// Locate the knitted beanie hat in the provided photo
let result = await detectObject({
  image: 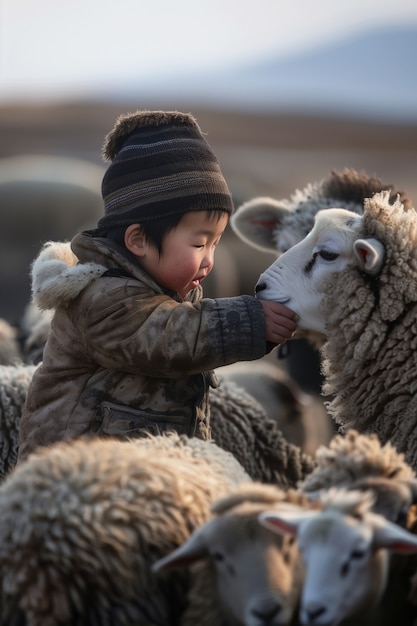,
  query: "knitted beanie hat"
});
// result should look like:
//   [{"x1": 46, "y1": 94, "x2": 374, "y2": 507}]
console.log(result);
[{"x1": 98, "y1": 110, "x2": 234, "y2": 229}]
